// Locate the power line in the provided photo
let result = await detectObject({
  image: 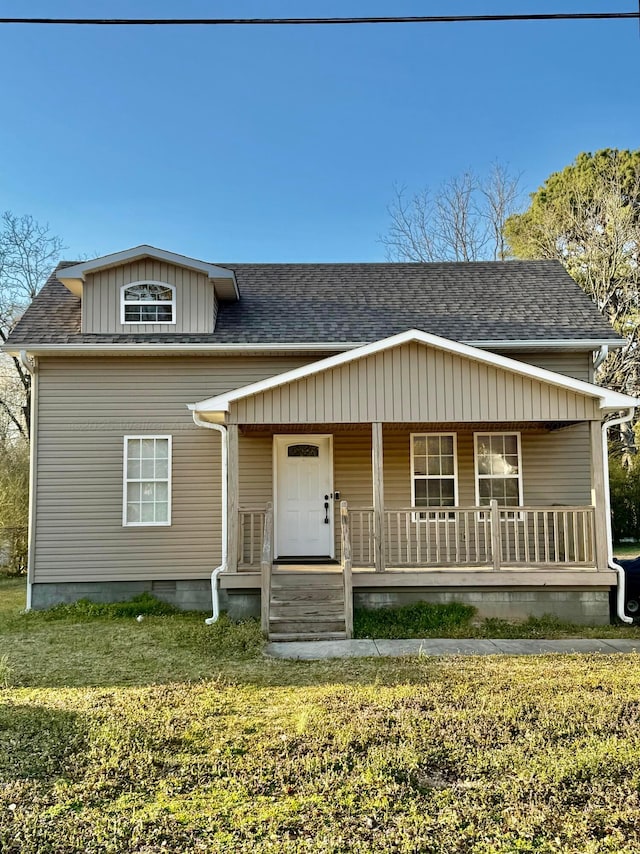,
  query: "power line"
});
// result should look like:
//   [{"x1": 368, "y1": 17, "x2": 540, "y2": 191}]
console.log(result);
[{"x1": 0, "y1": 12, "x2": 638, "y2": 27}]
